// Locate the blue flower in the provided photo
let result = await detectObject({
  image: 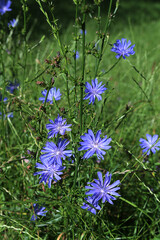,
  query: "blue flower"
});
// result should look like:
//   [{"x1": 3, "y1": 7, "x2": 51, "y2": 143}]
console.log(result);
[
  {"x1": 46, "y1": 114, "x2": 72, "y2": 138},
  {"x1": 139, "y1": 134, "x2": 160, "y2": 155},
  {"x1": 40, "y1": 139, "x2": 72, "y2": 166},
  {"x1": 78, "y1": 129, "x2": 112, "y2": 160},
  {"x1": 39, "y1": 87, "x2": 61, "y2": 103},
  {"x1": 31, "y1": 203, "x2": 47, "y2": 221},
  {"x1": 81, "y1": 196, "x2": 101, "y2": 215},
  {"x1": 75, "y1": 51, "x2": 79, "y2": 59},
  {"x1": 0, "y1": 0, "x2": 12, "y2": 15},
  {"x1": 6, "y1": 112, "x2": 13, "y2": 118},
  {"x1": 111, "y1": 38, "x2": 135, "y2": 59},
  {"x1": 0, "y1": 112, "x2": 13, "y2": 119},
  {"x1": 34, "y1": 159, "x2": 65, "y2": 188},
  {"x1": 8, "y1": 18, "x2": 18, "y2": 28},
  {"x1": 6, "y1": 80, "x2": 19, "y2": 93},
  {"x1": 0, "y1": 93, "x2": 7, "y2": 102},
  {"x1": 85, "y1": 171, "x2": 120, "y2": 204},
  {"x1": 83, "y1": 78, "x2": 107, "y2": 105},
  {"x1": 73, "y1": 50, "x2": 79, "y2": 59},
  {"x1": 80, "y1": 29, "x2": 87, "y2": 35}
]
